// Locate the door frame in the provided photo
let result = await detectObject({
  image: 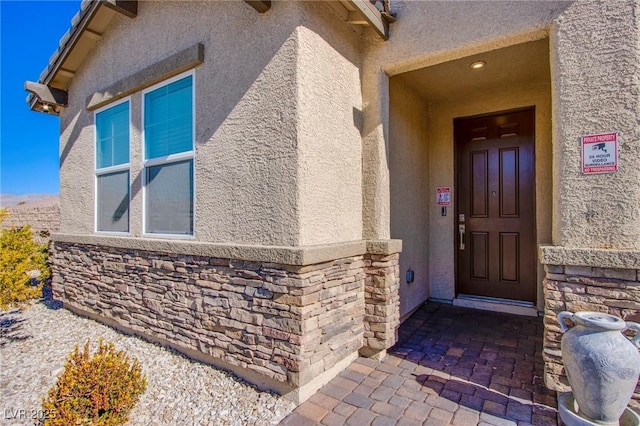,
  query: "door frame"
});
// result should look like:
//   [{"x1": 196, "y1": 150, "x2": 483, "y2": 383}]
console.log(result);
[{"x1": 453, "y1": 106, "x2": 537, "y2": 302}]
